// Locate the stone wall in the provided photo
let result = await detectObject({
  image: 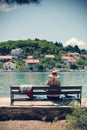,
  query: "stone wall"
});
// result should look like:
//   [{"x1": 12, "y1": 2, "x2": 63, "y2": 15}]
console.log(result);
[{"x1": 0, "y1": 106, "x2": 72, "y2": 122}]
